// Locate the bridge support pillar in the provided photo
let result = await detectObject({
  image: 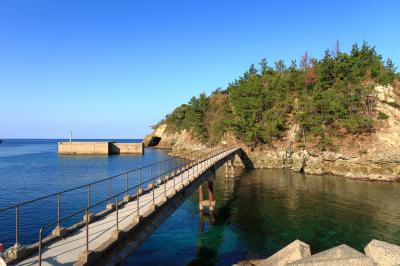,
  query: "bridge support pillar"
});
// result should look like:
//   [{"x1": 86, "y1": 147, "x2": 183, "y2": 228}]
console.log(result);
[
  {"x1": 208, "y1": 181, "x2": 215, "y2": 212},
  {"x1": 198, "y1": 184, "x2": 204, "y2": 211},
  {"x1": 225, "y1": 160, "x2": 235, "y2": 178},
  {"x1": 198, "y1": 182, "x2": 215, "y2": 213}
]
